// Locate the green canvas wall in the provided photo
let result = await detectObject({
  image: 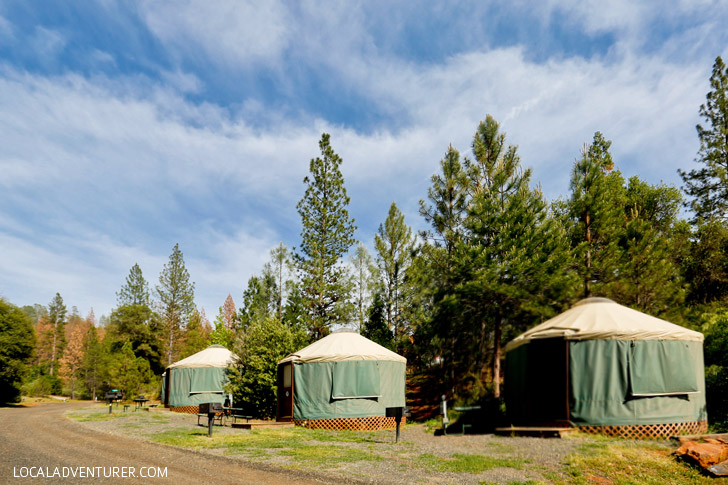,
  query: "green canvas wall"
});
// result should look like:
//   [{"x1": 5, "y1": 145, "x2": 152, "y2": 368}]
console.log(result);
[
  {"x1": 505, "y1": 339, "x2": 707, "y2": 426},
  {"x1": 293, "y1": 360, "x2": 406, "y2": 420},
  {"x1": 166, "y1": 367, "x2": 228, "y2": 407},
  {"x1": 569, "y1": 339, "x2": 706, "y2": 426}
]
